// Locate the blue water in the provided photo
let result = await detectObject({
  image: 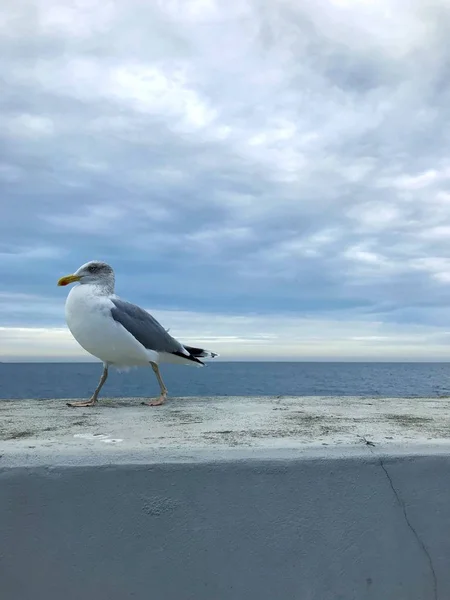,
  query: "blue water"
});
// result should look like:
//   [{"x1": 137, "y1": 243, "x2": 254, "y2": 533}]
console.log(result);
[{"x1": 1, "y1": 362, "x2": 450, "y2": 400}]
